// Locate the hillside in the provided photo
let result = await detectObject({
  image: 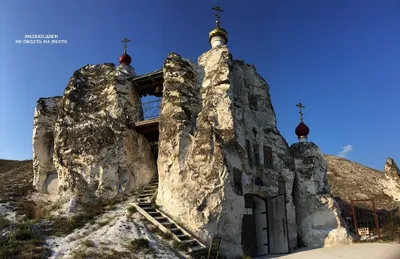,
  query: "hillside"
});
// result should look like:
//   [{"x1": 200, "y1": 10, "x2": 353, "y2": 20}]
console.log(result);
[
  {"x1": 1, "y1": 156, "x2": 399, "y2": 258},
  {"x1": 0, "y1": 159, "x2": 41, "y2": 219},
  {"x1": 324, "y1": 155, "x2": 400, "y2": 210},
  {"x1": 0, "y1": 159, "x2": 185, "y2": 258}
]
